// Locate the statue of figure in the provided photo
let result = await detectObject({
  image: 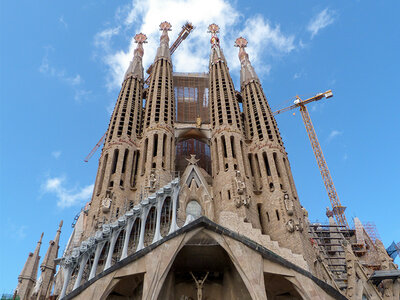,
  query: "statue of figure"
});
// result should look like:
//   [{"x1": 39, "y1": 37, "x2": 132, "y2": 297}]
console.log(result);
[
  {"x1": 196, "y1": 116, "x2": 202, "y2": 127},
  {"x1": 102, "y1": 192, "x2": 112, "y2": 213},
  {"x1": 149, "y1": 172, "x2": 156, "y2": 191},
  {"x1": 286, "y1": 219, "x2": 295, "y2": 233},
  {"x1": 190, "y1": 272, "x2": 209, "y2": 300},
  {"x1": 235, "y1": 170, "x2": 246, "y2": 195},
  {"x1": 283, "y1": 193, "x2": 294, "y2": 216}
]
